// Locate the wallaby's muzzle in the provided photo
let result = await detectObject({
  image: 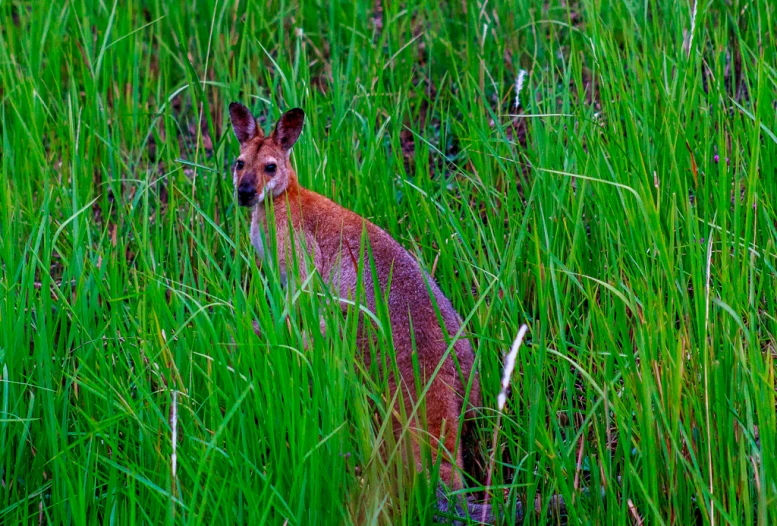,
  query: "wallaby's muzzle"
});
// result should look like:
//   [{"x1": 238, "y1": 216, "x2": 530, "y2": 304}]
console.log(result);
[{"x1": 237, "y1": 175, "x2": 258, "y2": 206}]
